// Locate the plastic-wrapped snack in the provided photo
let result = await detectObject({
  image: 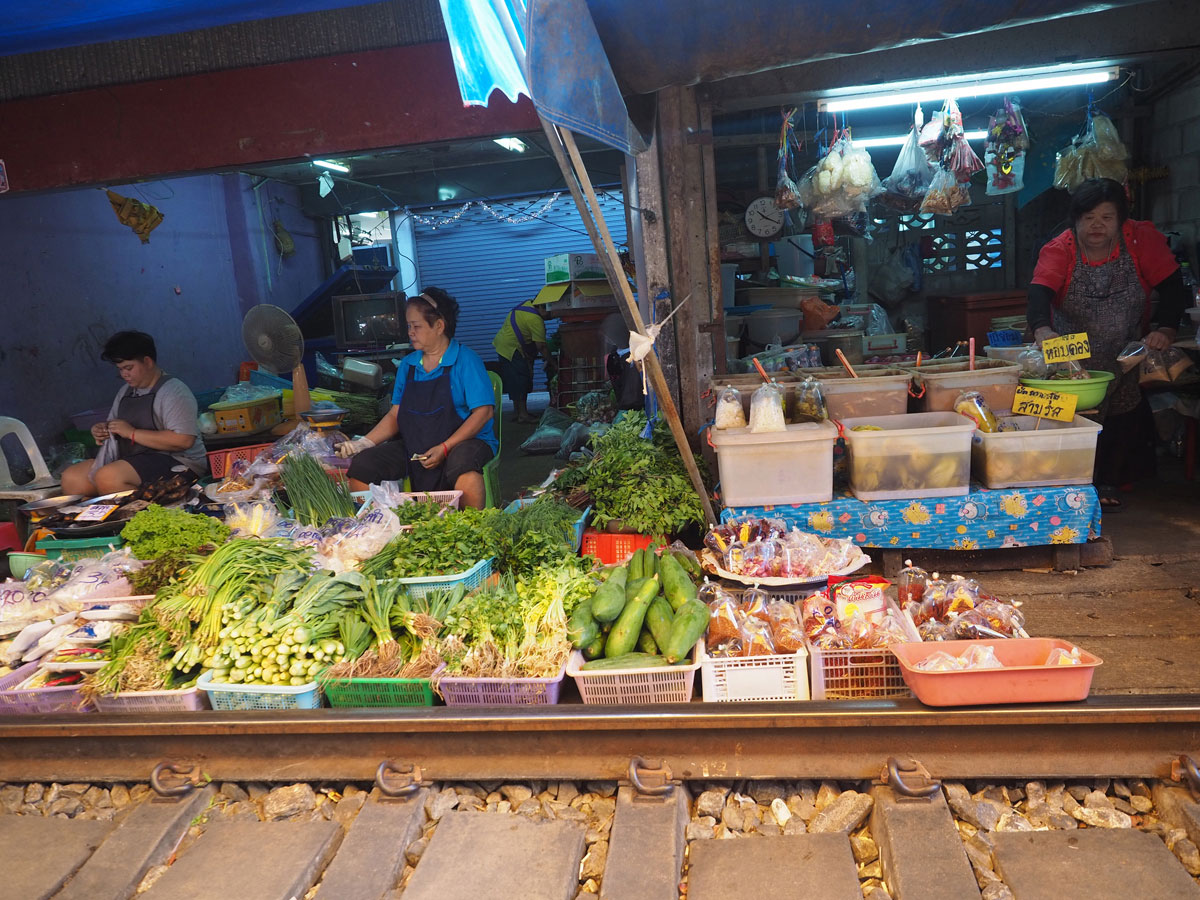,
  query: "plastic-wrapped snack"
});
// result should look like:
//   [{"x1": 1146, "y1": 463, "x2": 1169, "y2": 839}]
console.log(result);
[
  {"x1": 1139, "y1": 351, "x2": 1170, "y2": 387},
  {"x1": 749, "y1": 382, "x2": 787, "y2": 433},
  {"x1": 871, "y1": 610, "x2": 913, "y2": 647},
  {"x1": 897, "y1": 560, "x2": 928, "y2": 605},
  {"x1": 709, "y1": 637, "x2": 744, "y2": 659},
  {"x1": 960, "y1": 644, "x2": 1004, "y2": 669},
  {"x1": 707, "y1": 593, "x2": 744, "y2": 646},
  {"x1": 951, "y1": 608, "x2": 1008, "y2": 640},
  {"x1": 1116, "y1": 341, "x2": 1147, "y2": 373},
  {"x1": 917, "y1": 618, "x2": 956, "y2": 642},
  {"x1": 698, "y1": 577, "x2": 725, "y2": 605},
  {"x1": 945, "y1": 577, "x2": 980, "y2": 615},
  {"x1": 831, "y1": 575, "x2": 890, "y2": 623},
  {"x1": 920, "y1": 168, "x2": 971, "y2": 215},
  {"x1": 801, "y1": 592, "x2": 841, "y2": 643},
  {"x1": 975, "y1": 598, "x2": 1027, "y2": 637},
  {"x1": 1162, "y1": 346, "x2": 1195, "y2": 382},
  {"x1": 953, "y1": 390, "x2": 999, "y2": 432},
  {"x1": 880, "y1": 115, "x2": 937, "y2": 213},
  {"x1": 1018, "y1": 346, "x2": 1048, "y2": 379},
  {"x1": 768, "y1": 600, "x2": 806, "y2": 653},
  {"x1": 792, "y1": 376, "x2": 829, "y2": 423},
  {"x1": 714, "y1": 385, "x2": 748, "y2": 429},
  {"x1": 922, "y1": 578, "x2": 949, "y2": 618},
  {"x1": 740, "y1": 587, "x2": 772, "y2": 622},
  {"x1": 1046, "y1": 646, "x2": 1083, "y2": 666},
  {"x1": 740, "y1": 617, "x2": 777, "y2": 657},
  {"x1": 915, "y1": 650, "x2": 964, "y2": 672},
  {"x1": 1049, "y1": 359, "x2": 1091, "y2": 381}
]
